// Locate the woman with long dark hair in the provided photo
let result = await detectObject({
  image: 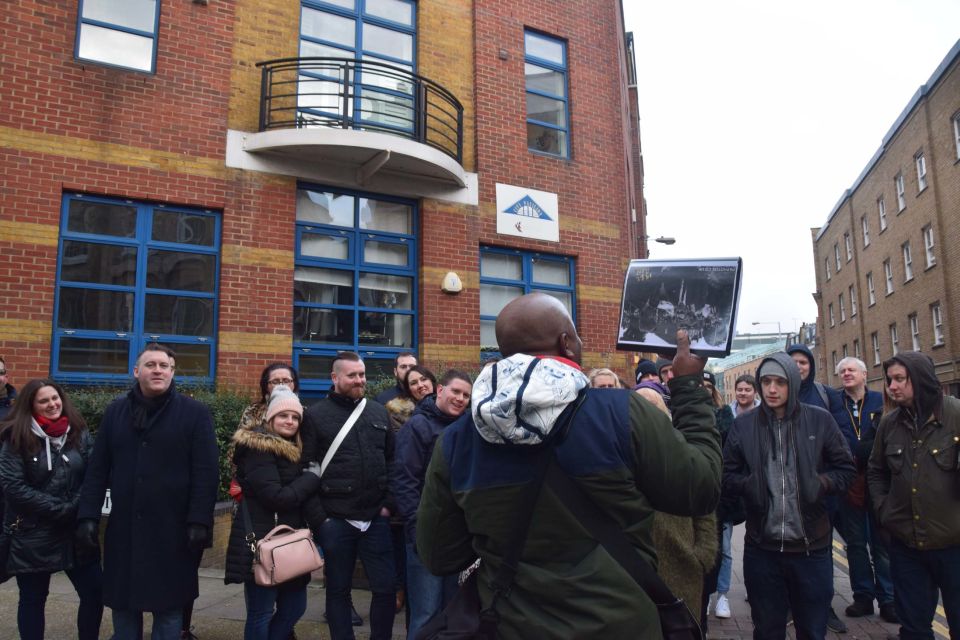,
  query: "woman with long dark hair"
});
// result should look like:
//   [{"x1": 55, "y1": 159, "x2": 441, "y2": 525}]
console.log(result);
[
  {"x1": 384, "y1": 365, "x2": 437, "y2": 431},
  {"x1": 0, "y1": 379, "x2": 103, "y2": 640}
]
